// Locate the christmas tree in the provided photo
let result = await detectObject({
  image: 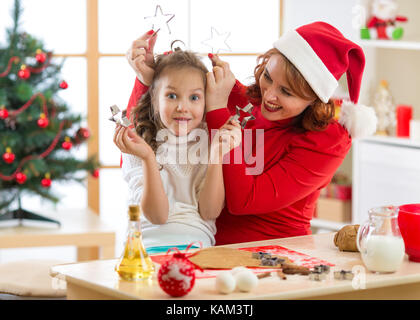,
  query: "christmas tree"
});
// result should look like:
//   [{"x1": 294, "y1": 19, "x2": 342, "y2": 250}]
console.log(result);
[{"x1": 0, "y1": 0, "x2": 99, "y2": 224}]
